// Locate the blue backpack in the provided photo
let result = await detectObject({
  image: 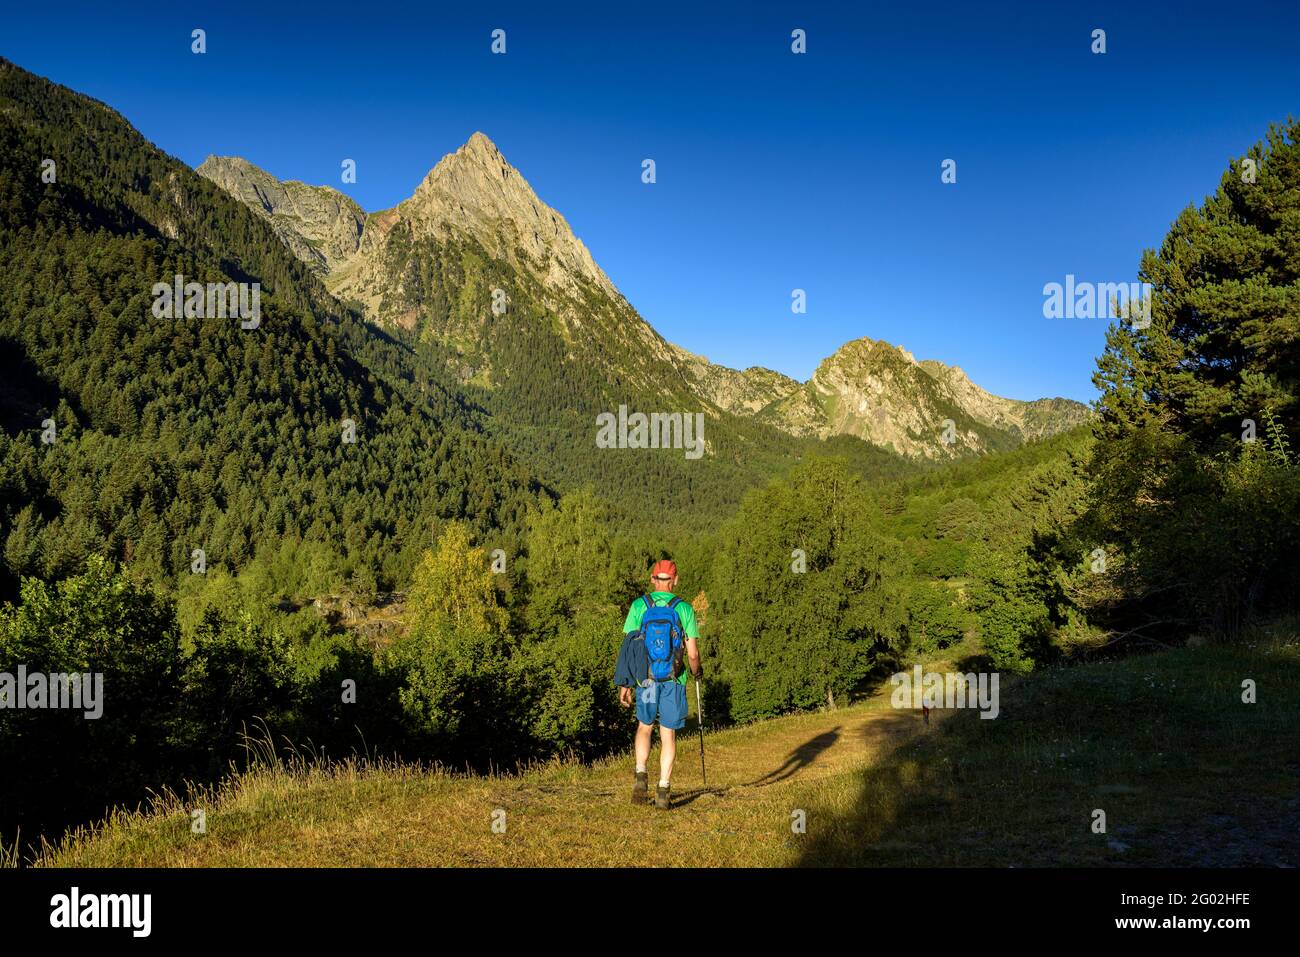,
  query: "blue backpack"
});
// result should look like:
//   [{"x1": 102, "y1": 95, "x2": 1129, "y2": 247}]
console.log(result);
[{"x1": 639, "y1": 594, "x2": 686, "y2": 682}]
